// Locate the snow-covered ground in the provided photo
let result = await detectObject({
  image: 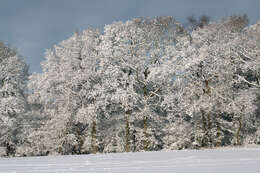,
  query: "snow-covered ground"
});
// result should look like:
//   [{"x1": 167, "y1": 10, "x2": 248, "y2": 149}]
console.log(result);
[{"x1": 1, "y1": 147, "x2": 260, "y2": 173}]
